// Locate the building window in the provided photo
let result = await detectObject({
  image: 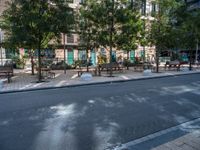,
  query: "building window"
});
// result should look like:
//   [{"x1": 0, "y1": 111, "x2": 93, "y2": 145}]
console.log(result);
[
  {"x1": 141, "y1": 0, "x2": 146, "y2": 16},
  {"x1": 67, "y1": 0, "x2": 73, "y2": 3},
  {"x1": 79, "y1": 0, "x2": 84, "y2": 4},
  {"x1": 5, "y1": 49, "x2": 15, "y2": 59},
  {"x1": 78, "y1": 50, "x2": 86, "y2": 61},
  {"x1": 67, "y1": 34, "x2": 74, "y2": 43},
  {"x1": 151, "y1": 2, "x2": 156, "y2": 16}
]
